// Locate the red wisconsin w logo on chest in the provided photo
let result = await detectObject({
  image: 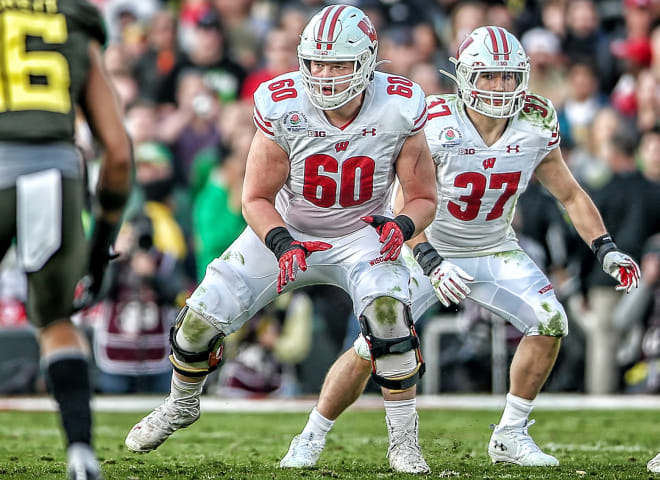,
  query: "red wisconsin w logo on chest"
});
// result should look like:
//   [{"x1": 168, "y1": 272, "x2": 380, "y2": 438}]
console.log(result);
[{"x1": 482, "y1": 157, "x2": 496, "y2": 170}]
